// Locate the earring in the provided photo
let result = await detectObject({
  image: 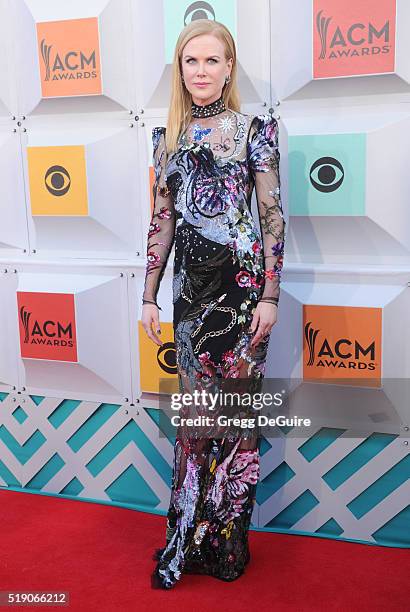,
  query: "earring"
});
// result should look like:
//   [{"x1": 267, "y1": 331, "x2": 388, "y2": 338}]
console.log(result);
[
  {"x1": 225, "y1": 75, "x2": 231, "y2": 84},
  {"x1": 181, "y1": 74, "x2": 184, "y2": 82}
]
